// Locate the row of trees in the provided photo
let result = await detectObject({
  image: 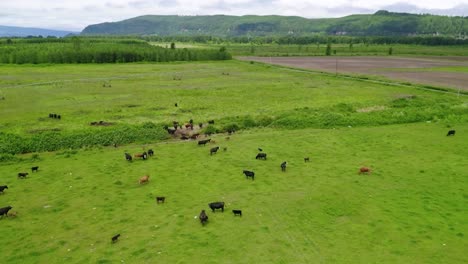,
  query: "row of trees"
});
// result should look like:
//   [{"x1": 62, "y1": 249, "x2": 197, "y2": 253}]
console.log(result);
[
  {"x1": 0, "y1": 39, "x2": 231, "y2": 64},
  {"x1": 143, "y1": 35, "x2": 468, "y2": 46}
]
